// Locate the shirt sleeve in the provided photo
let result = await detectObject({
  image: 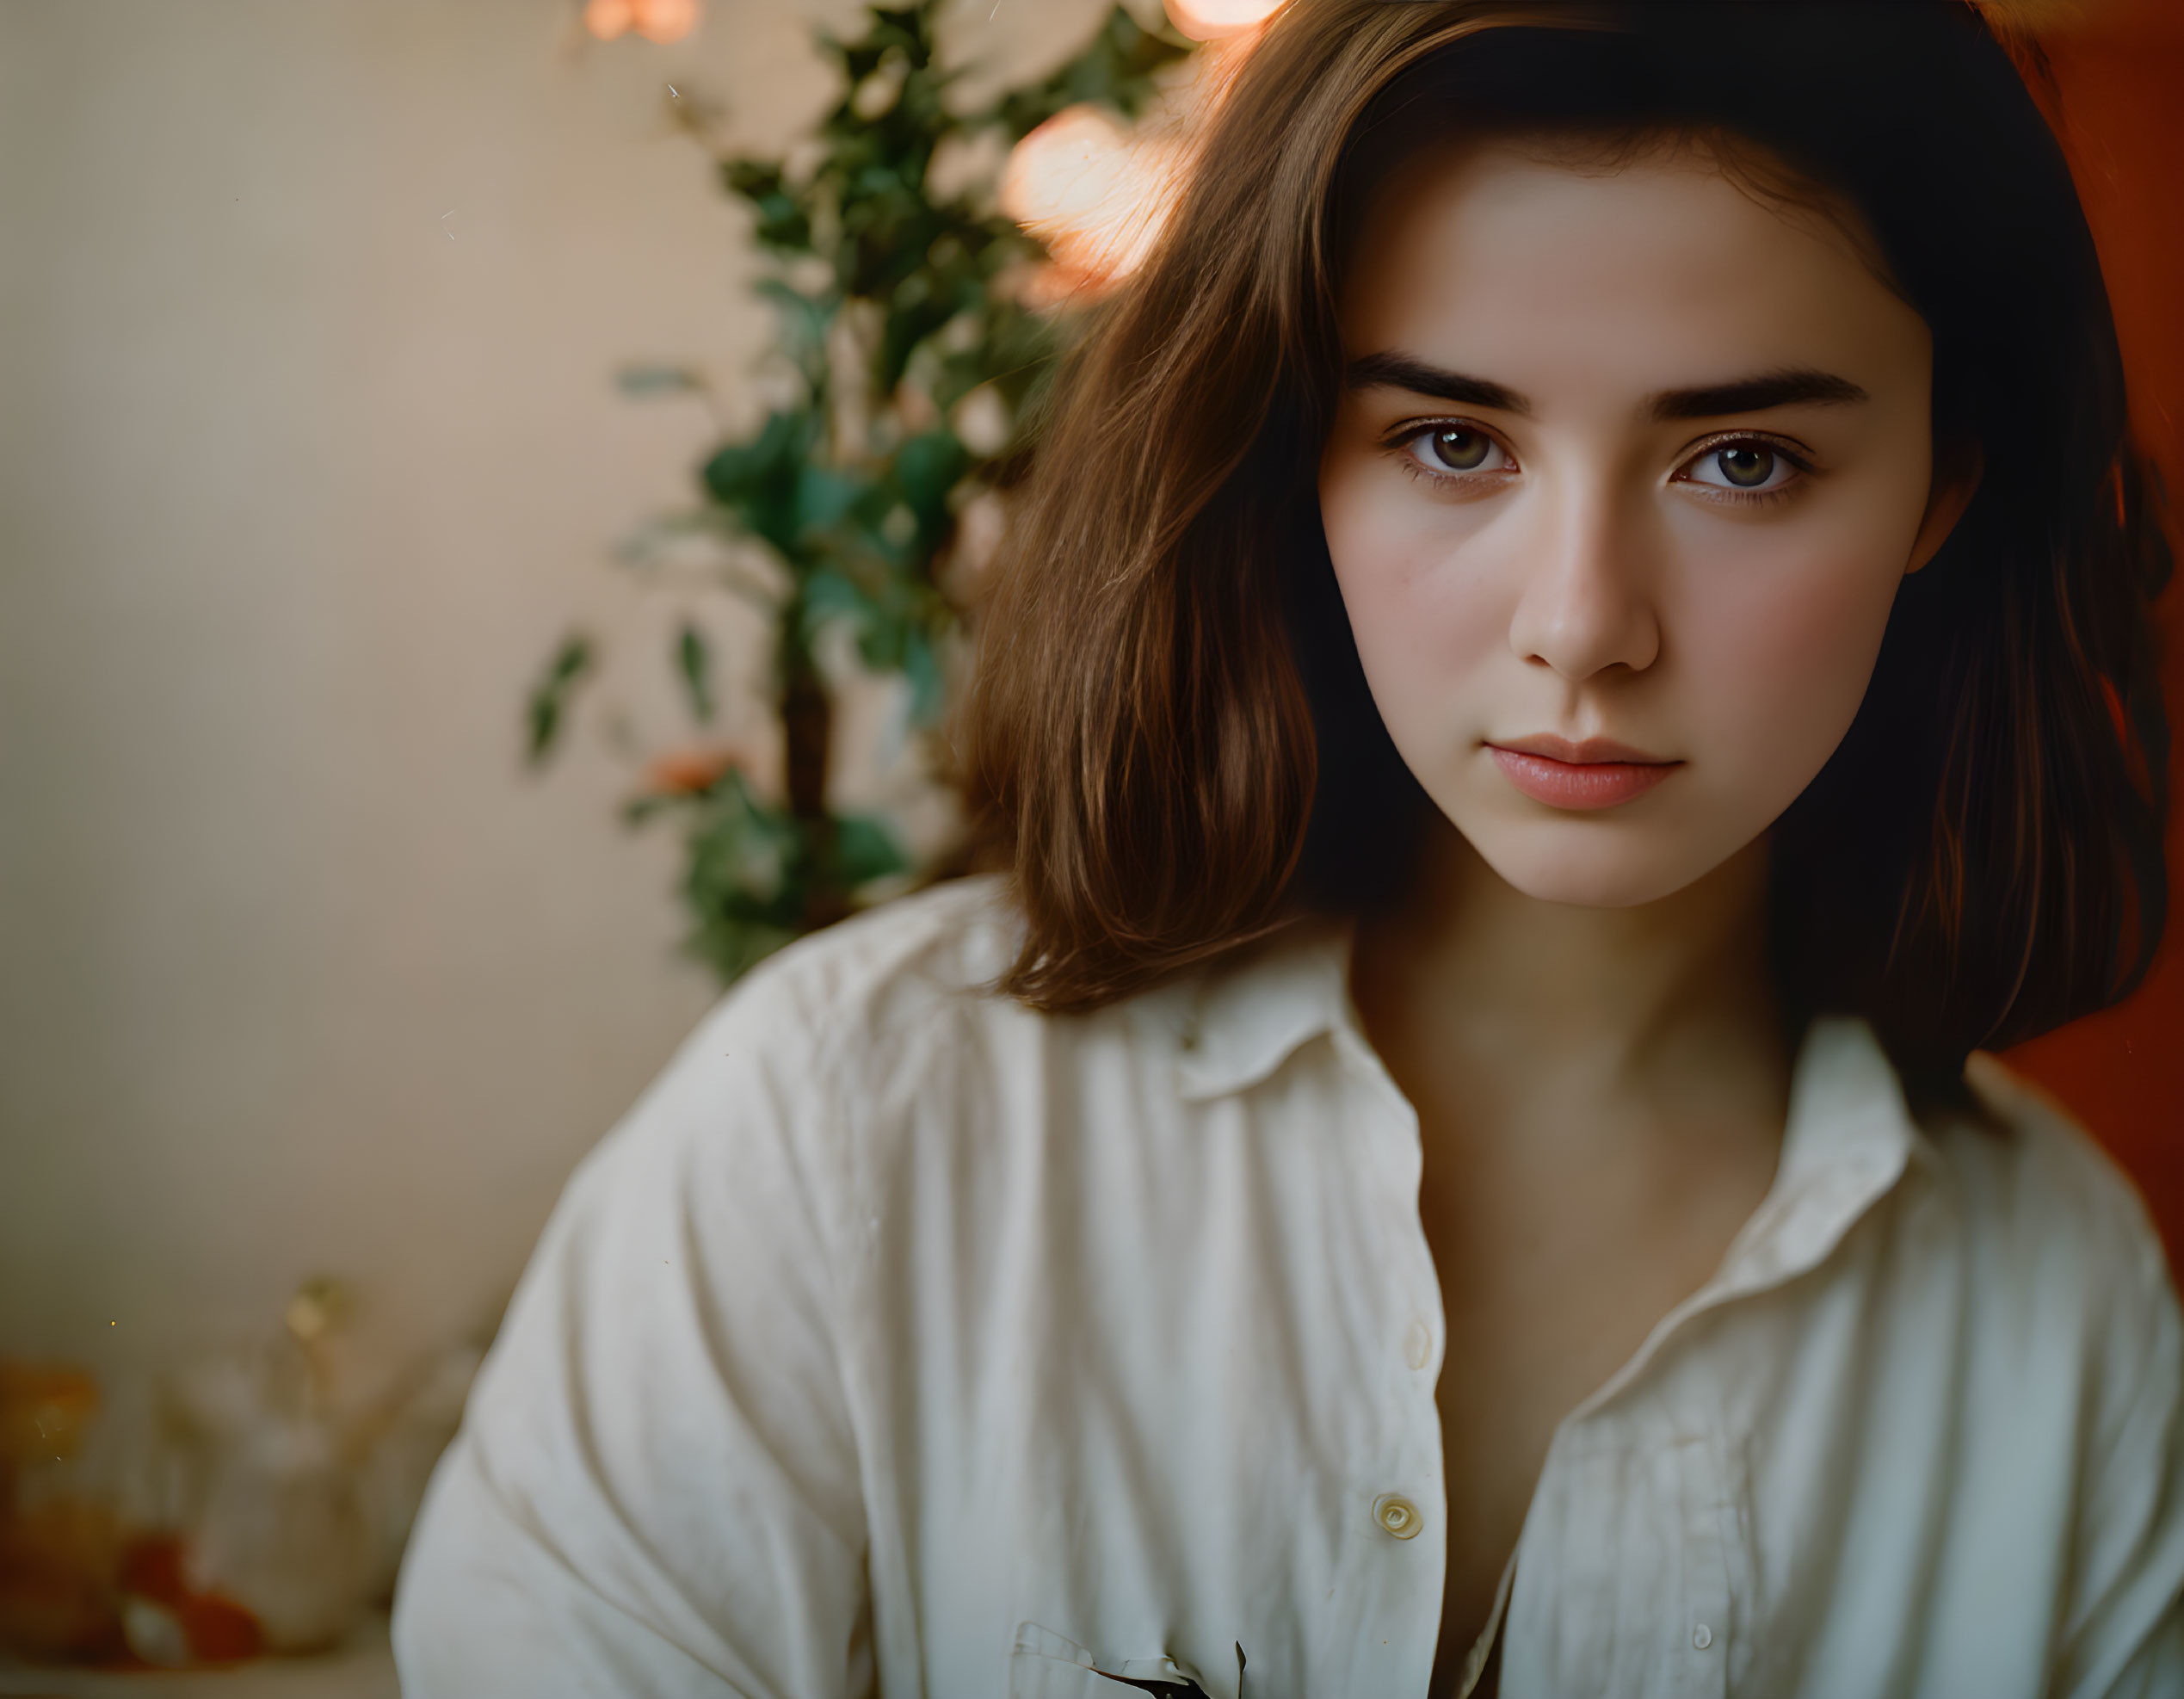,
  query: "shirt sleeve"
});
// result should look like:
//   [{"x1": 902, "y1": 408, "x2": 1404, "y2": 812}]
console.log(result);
[
  {"x1": 392, "y1": 977, "x2": 875, "y2": 1699},
  {"x1": 2053, "y1": 1196, "x2": 2184, "y2": 1698}
]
